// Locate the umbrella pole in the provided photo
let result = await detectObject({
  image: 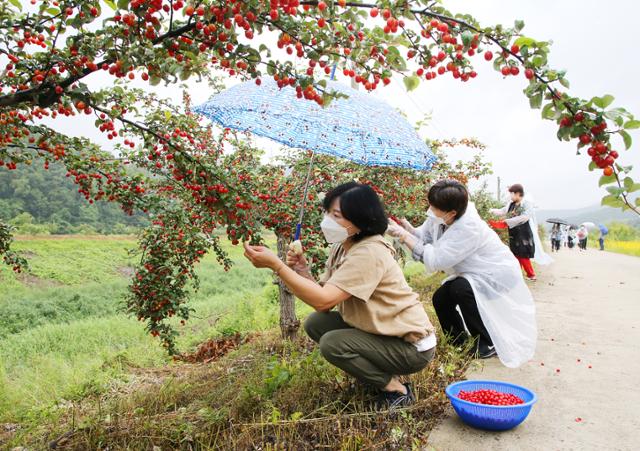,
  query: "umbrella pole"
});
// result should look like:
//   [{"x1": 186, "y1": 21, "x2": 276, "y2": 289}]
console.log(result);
[
  {"x1": 294, "y1": 65, "x2": 334, "y2": 241},
  {"x1": 294, "y1": 150, "x2": 316, "y2": 241}
]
